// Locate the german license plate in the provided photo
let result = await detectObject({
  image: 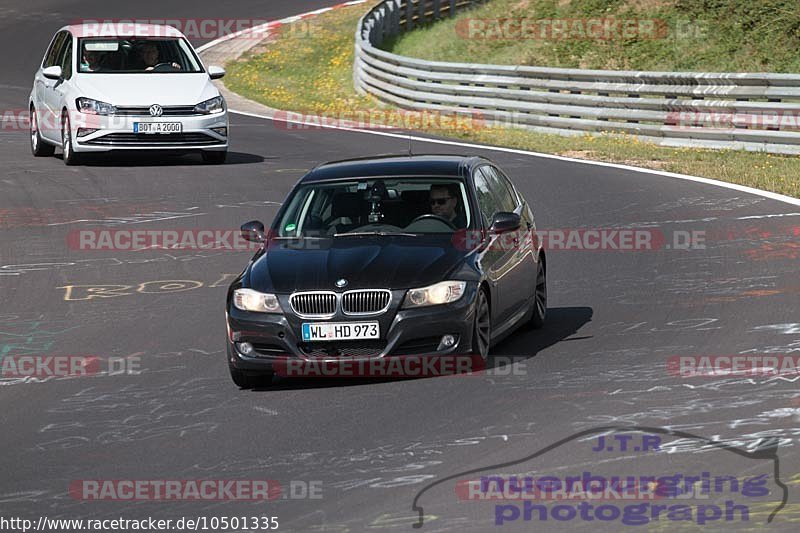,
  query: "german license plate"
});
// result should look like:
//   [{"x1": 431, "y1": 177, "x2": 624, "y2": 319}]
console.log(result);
[
  {"x1": 134, "y1": 122, "x2": 182, "y2": 134},
  {"x1": 301, "y1": 322, "x2": 379, "y2": 341}
]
